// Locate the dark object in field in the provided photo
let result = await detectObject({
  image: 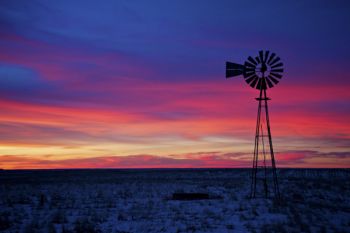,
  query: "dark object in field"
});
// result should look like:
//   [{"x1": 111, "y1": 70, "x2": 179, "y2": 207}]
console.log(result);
[{"x1": 172, "y1": 192, "x2": 211, "y2": 200}]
